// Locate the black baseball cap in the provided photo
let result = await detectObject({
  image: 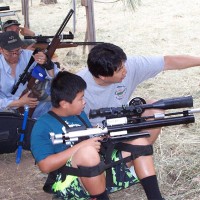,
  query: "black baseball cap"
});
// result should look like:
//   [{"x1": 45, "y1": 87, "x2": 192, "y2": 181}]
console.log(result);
[
  {"x1": 2, "y1": 20, "x2": 21, "y2": 31},
  {"x1": 0, "y1": 31, "x2": 24, "y2": 50}
]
